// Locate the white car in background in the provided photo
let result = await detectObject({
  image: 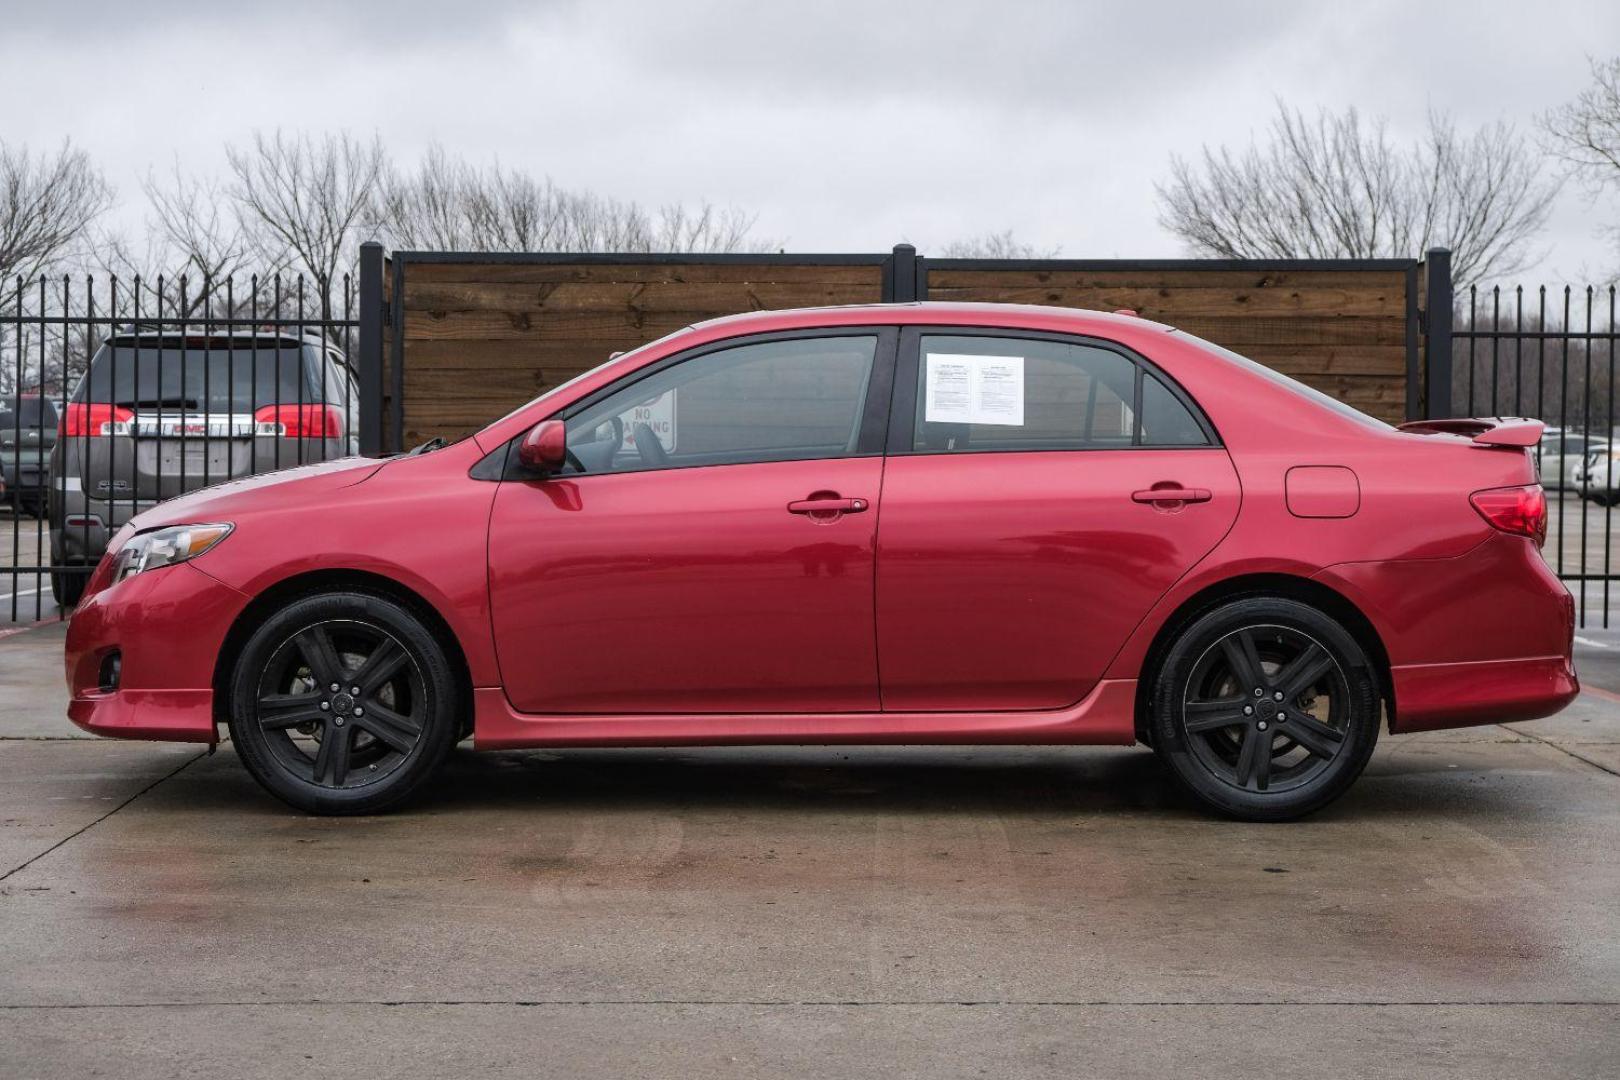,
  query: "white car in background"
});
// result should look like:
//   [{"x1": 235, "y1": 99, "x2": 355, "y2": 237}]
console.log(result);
[
  {"x1": 1576, "y1": 442, "x2": 1620, "y2": 505},
  {"x1": 1540, "y1": 429, "x2": 1607, "y2": 492}
]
